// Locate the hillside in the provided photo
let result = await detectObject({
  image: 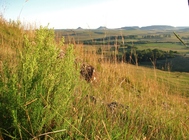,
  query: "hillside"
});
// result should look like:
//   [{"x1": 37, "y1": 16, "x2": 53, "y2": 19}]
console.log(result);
[{"x1": 0, "y1": 18, "x2": 189, "y2": 139}]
